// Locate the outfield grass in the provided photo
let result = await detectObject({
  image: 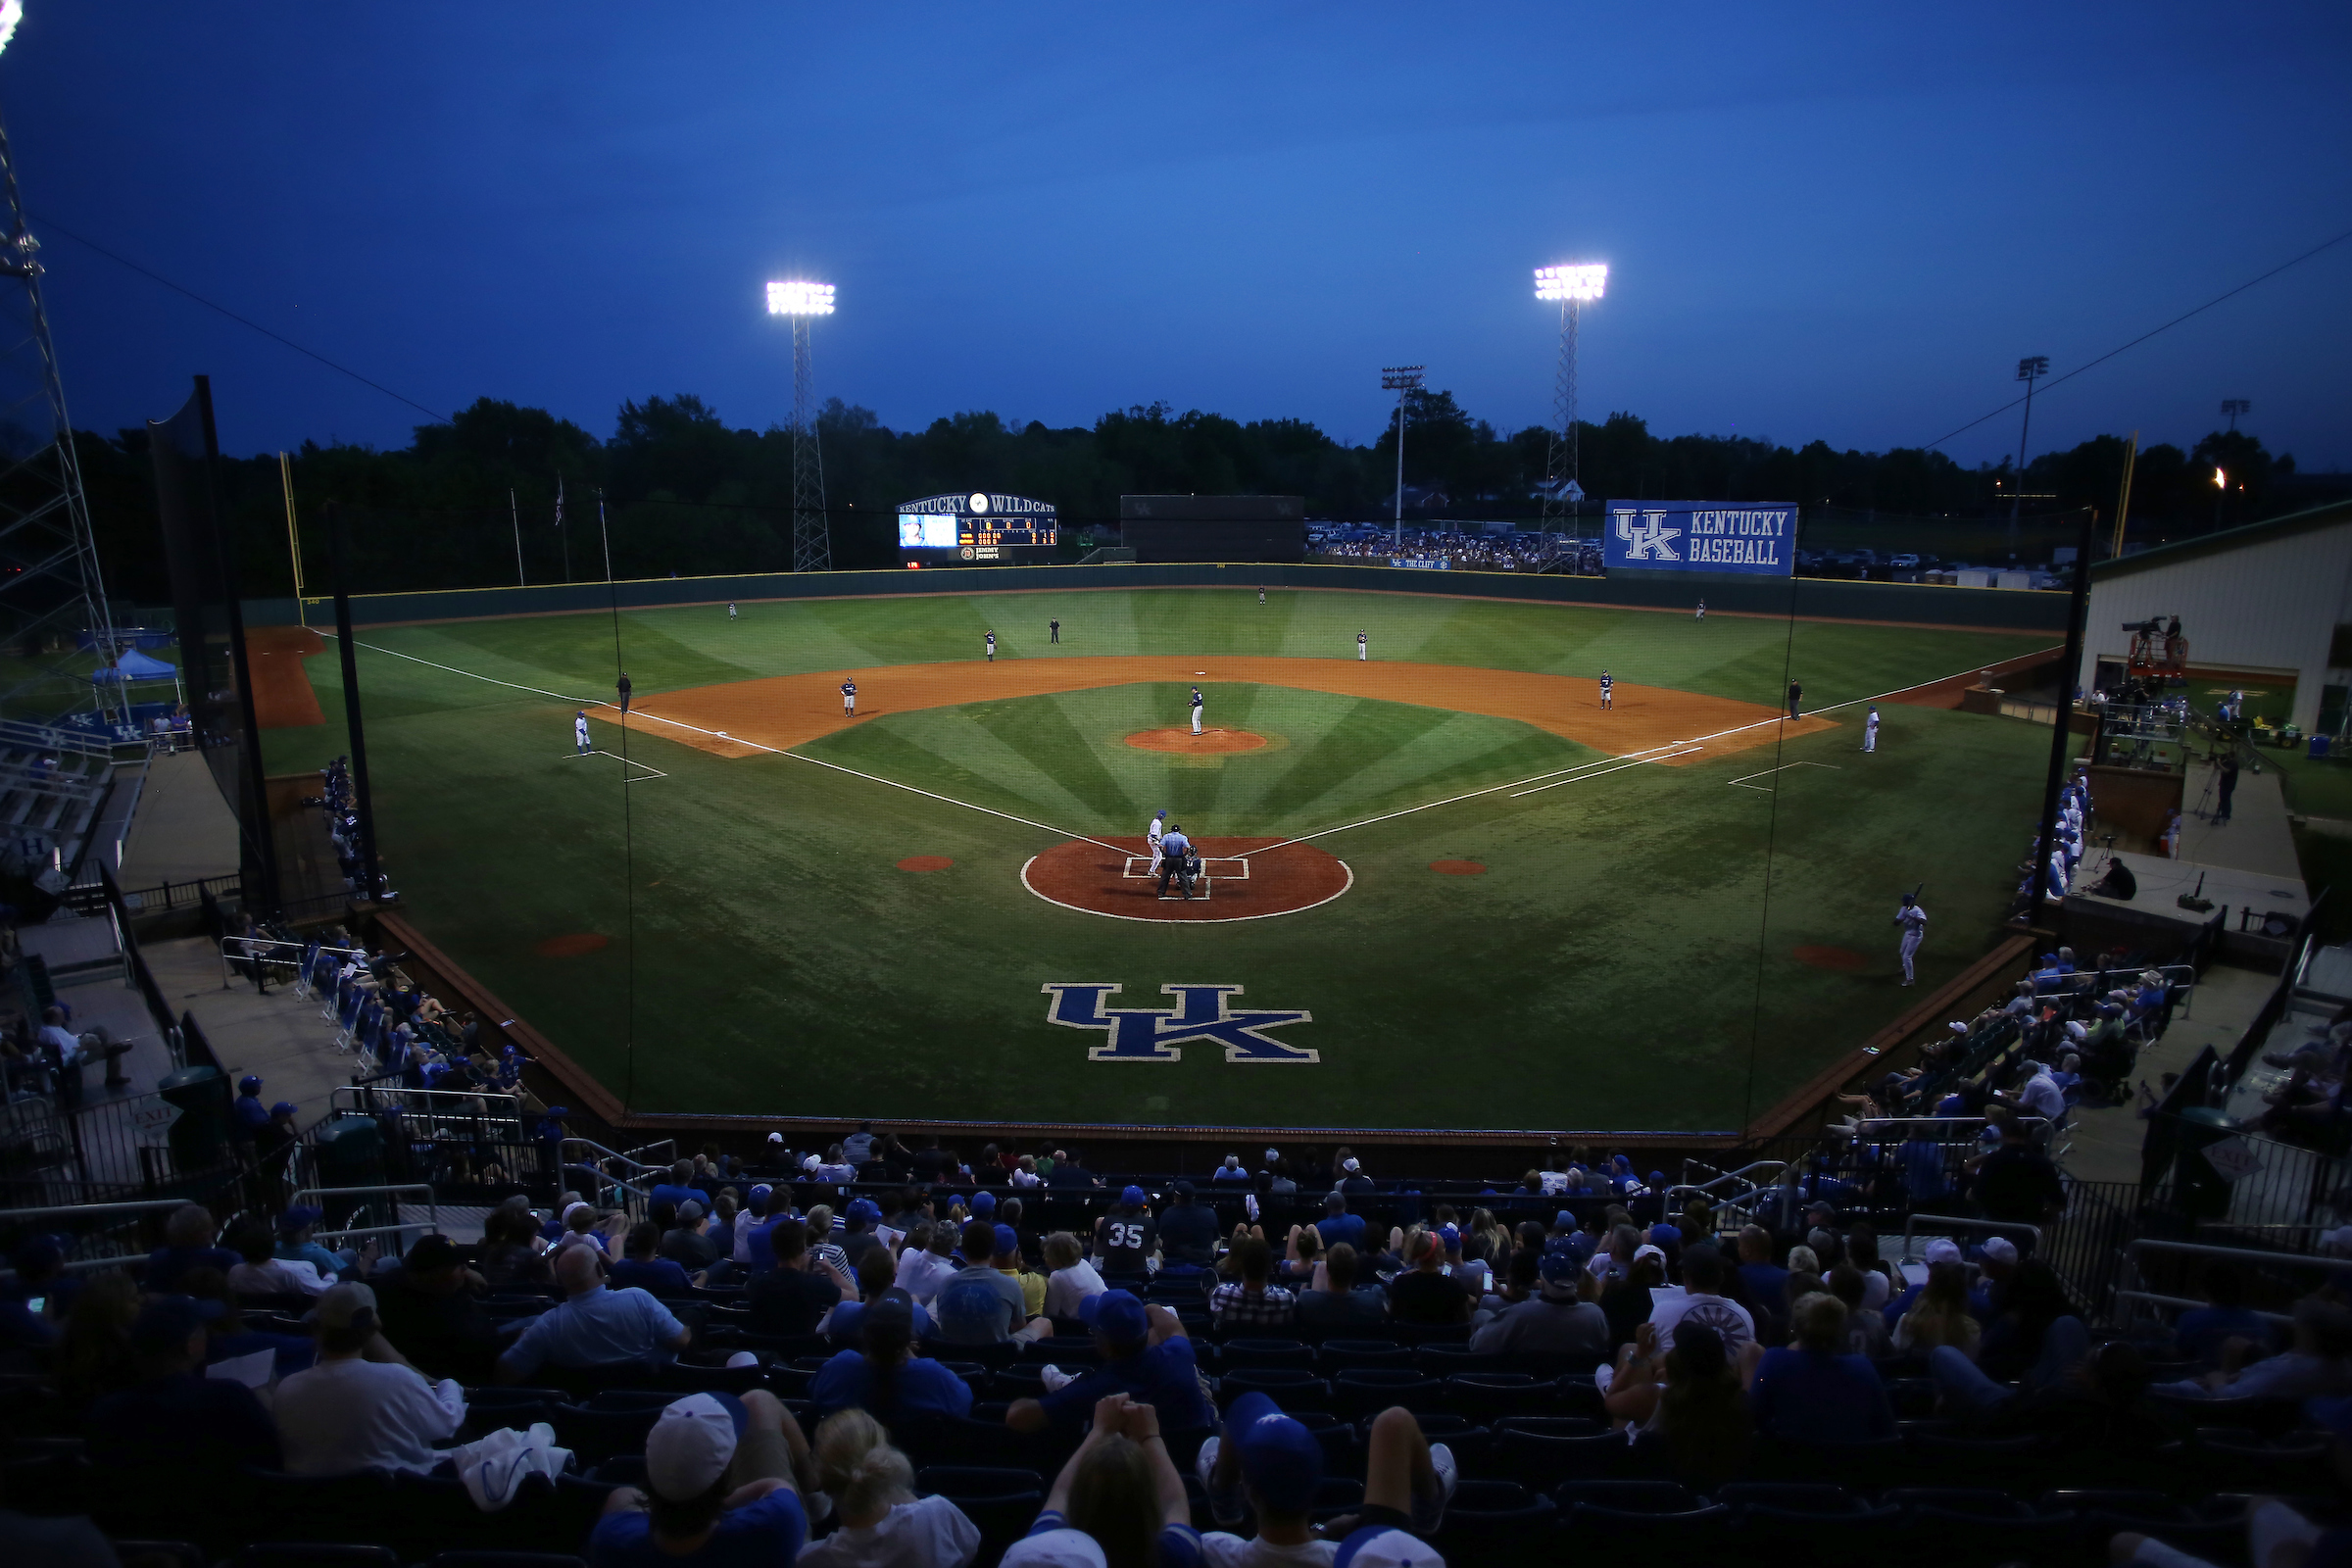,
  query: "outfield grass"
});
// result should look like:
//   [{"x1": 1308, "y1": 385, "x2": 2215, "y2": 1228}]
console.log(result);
[{"x1": 260, "y1": 587, "x2": 2059, "y2": 1132}]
